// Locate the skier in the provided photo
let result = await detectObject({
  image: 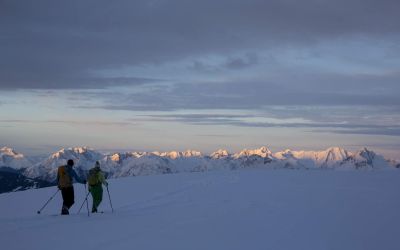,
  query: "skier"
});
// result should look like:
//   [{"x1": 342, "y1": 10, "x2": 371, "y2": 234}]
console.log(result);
[
  {"x1": 87, "y1": 161, "x2": 108, "y2": 213},
  {"x1": 57, "y1": 159, "x2": 86, "y2": 215}
]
